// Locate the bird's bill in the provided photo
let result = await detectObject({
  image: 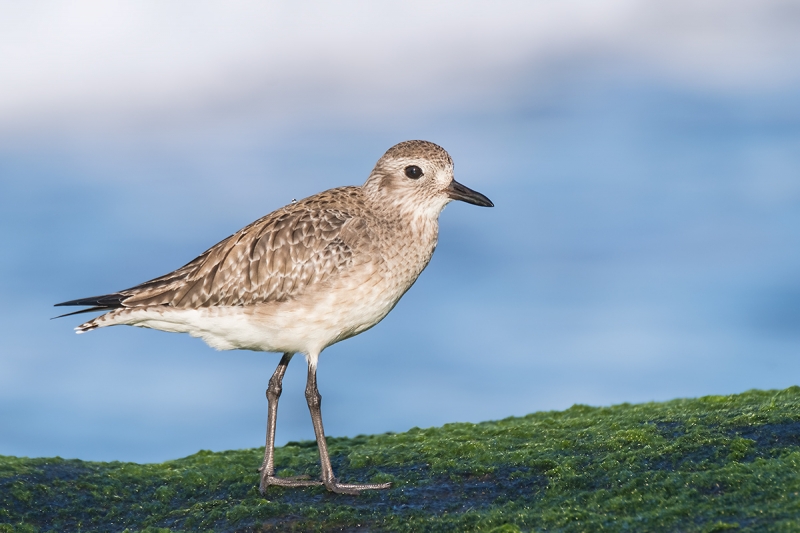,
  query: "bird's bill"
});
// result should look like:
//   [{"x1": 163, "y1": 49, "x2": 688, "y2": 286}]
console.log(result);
[{"x1": 446, "y1": 180, "x2": 494, "y2": 207}]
